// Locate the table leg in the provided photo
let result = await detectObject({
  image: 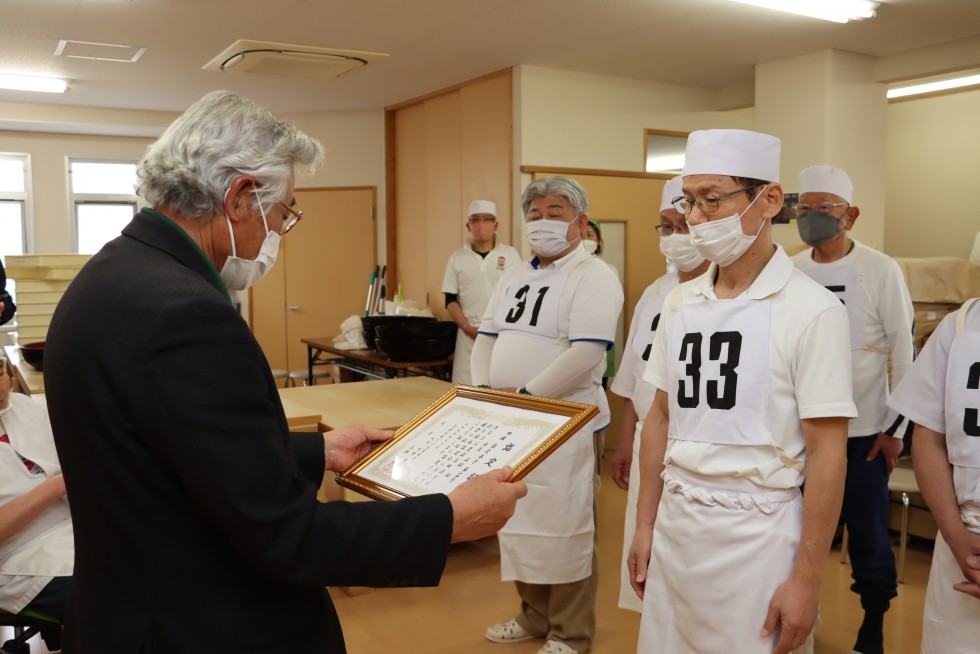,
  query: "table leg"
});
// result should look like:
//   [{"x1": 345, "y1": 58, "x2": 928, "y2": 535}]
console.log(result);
[{"x1": 307, "y1": 344, "x2": 316, "y2": 386}]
